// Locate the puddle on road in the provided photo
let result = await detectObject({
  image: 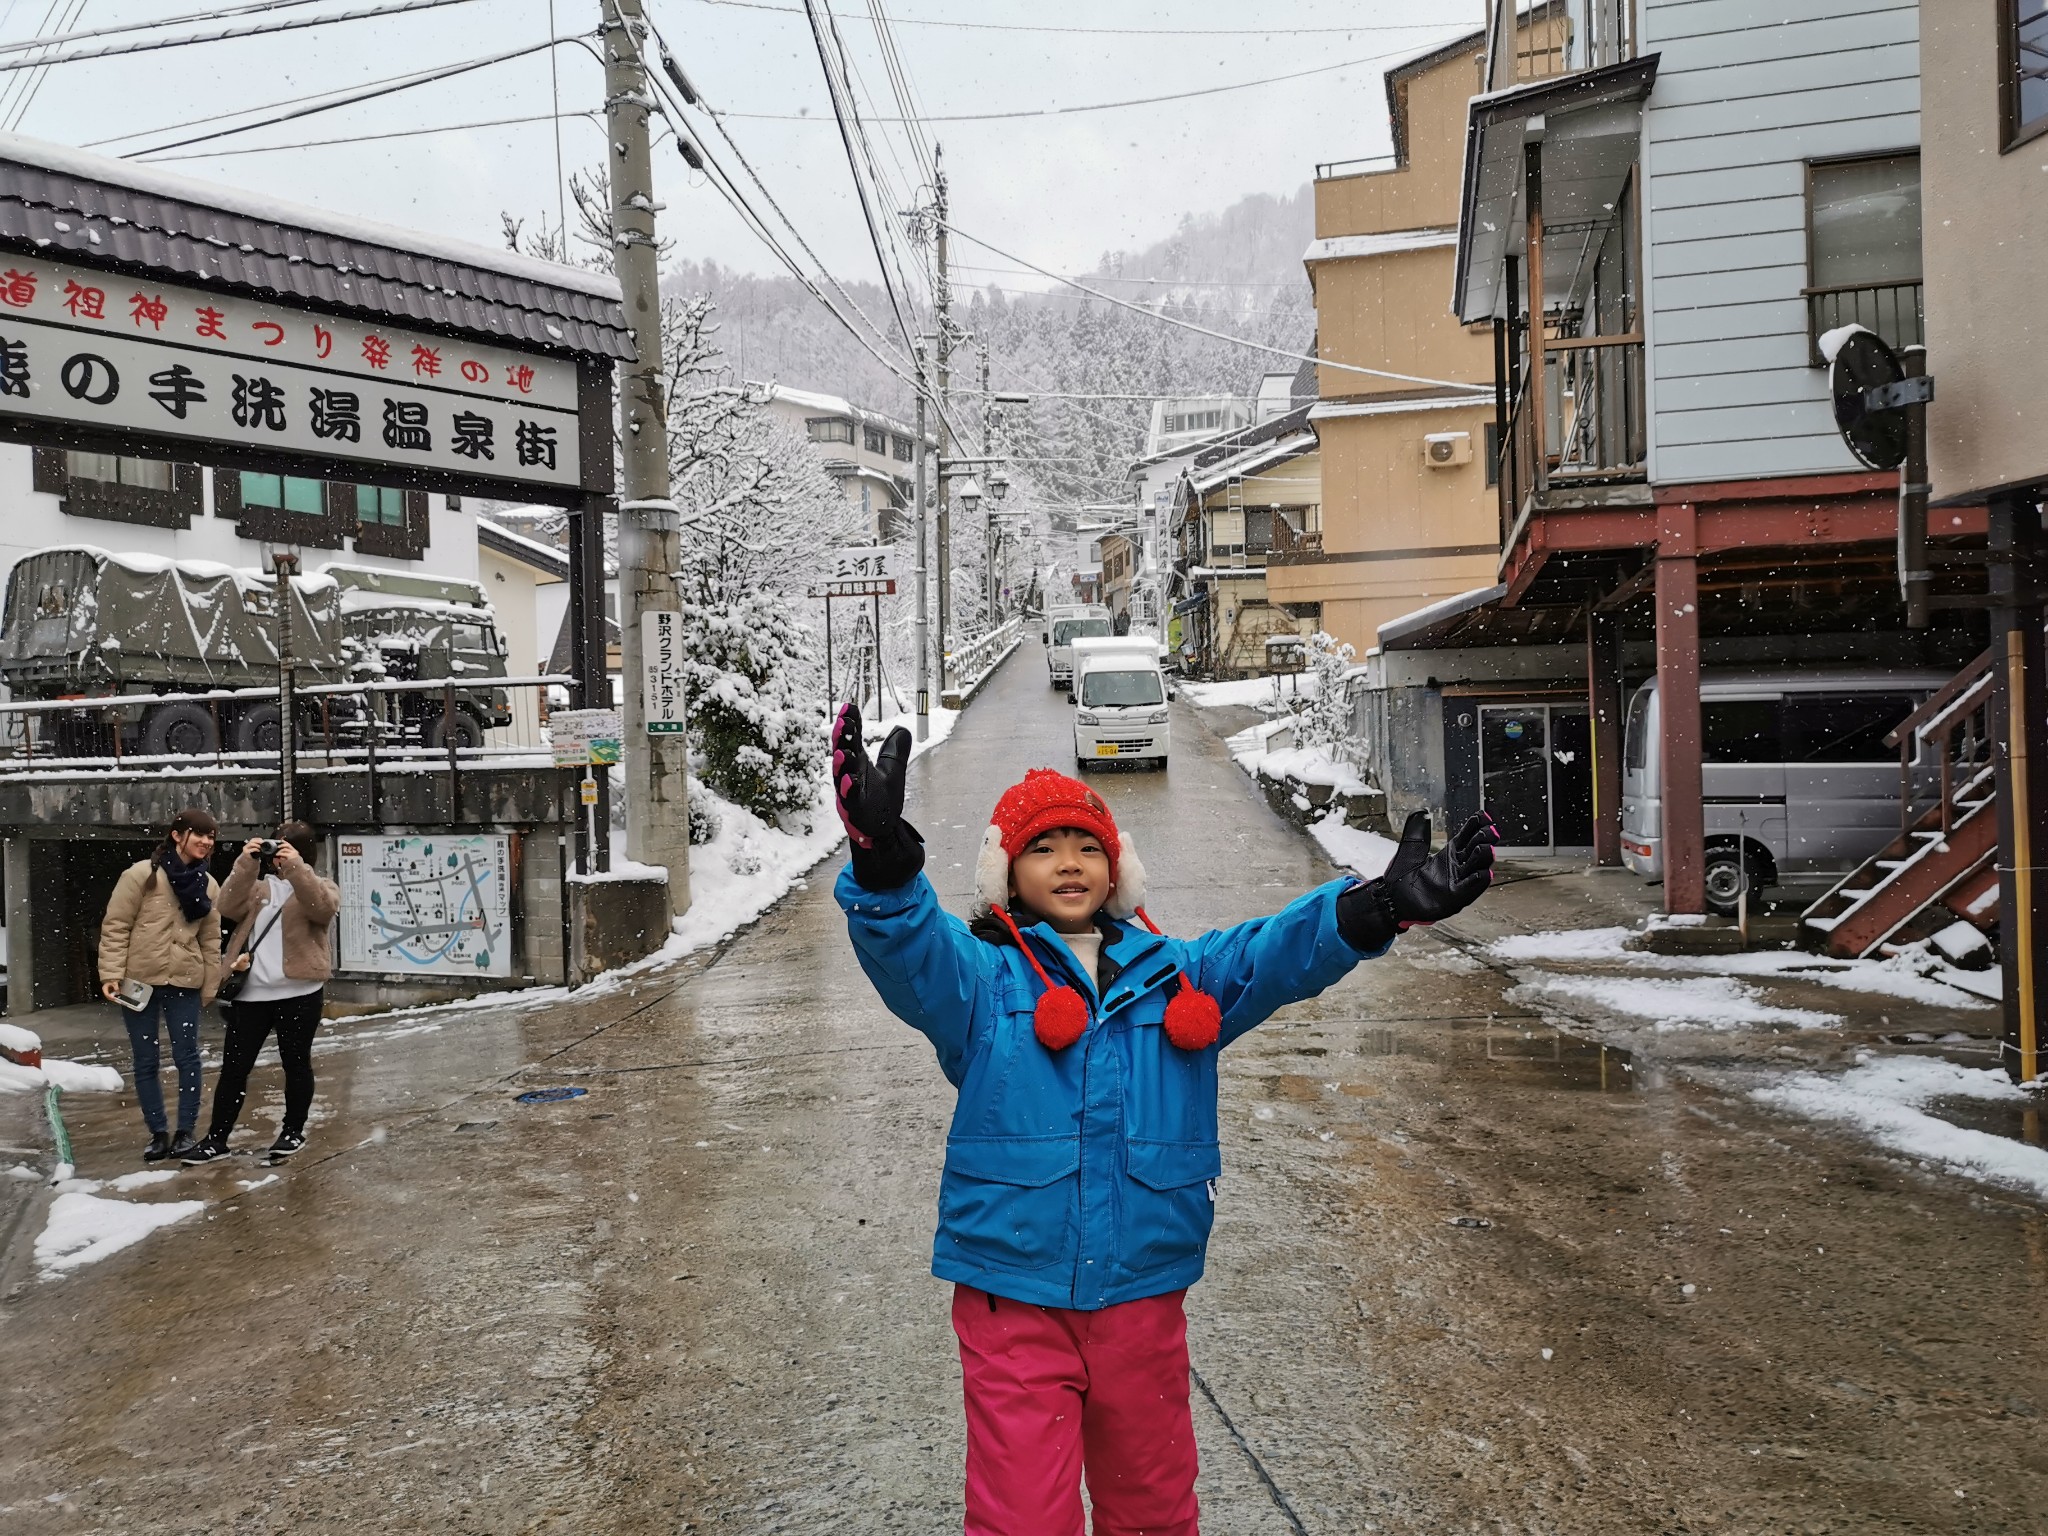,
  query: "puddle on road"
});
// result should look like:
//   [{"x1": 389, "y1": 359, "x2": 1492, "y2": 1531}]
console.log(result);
[{"x1": 1281, "y1": 1018, "x2": 1638, "y2": 1094}]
